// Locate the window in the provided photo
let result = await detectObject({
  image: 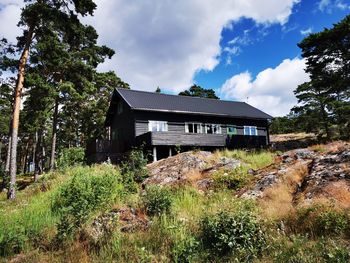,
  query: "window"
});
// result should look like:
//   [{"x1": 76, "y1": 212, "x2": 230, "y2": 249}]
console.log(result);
[
  {"x1": 244, "y1": 126, "x2": 258, "y2": 136},
  {"x1": 185, "y1": 123, "x2": 202, "y2": 133},
  {"x1": 148, "y1": 121, "x2": 168, "y2": 132},
  {"x1": 204, "y1": 124, "x2": 222, "y2": 134},
  {"x1": 227, "y1": 126, "x2": 237, "y2": 135},
  {"x1": 117, "y1": 102, "x2": 123, "y2": 114}
]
